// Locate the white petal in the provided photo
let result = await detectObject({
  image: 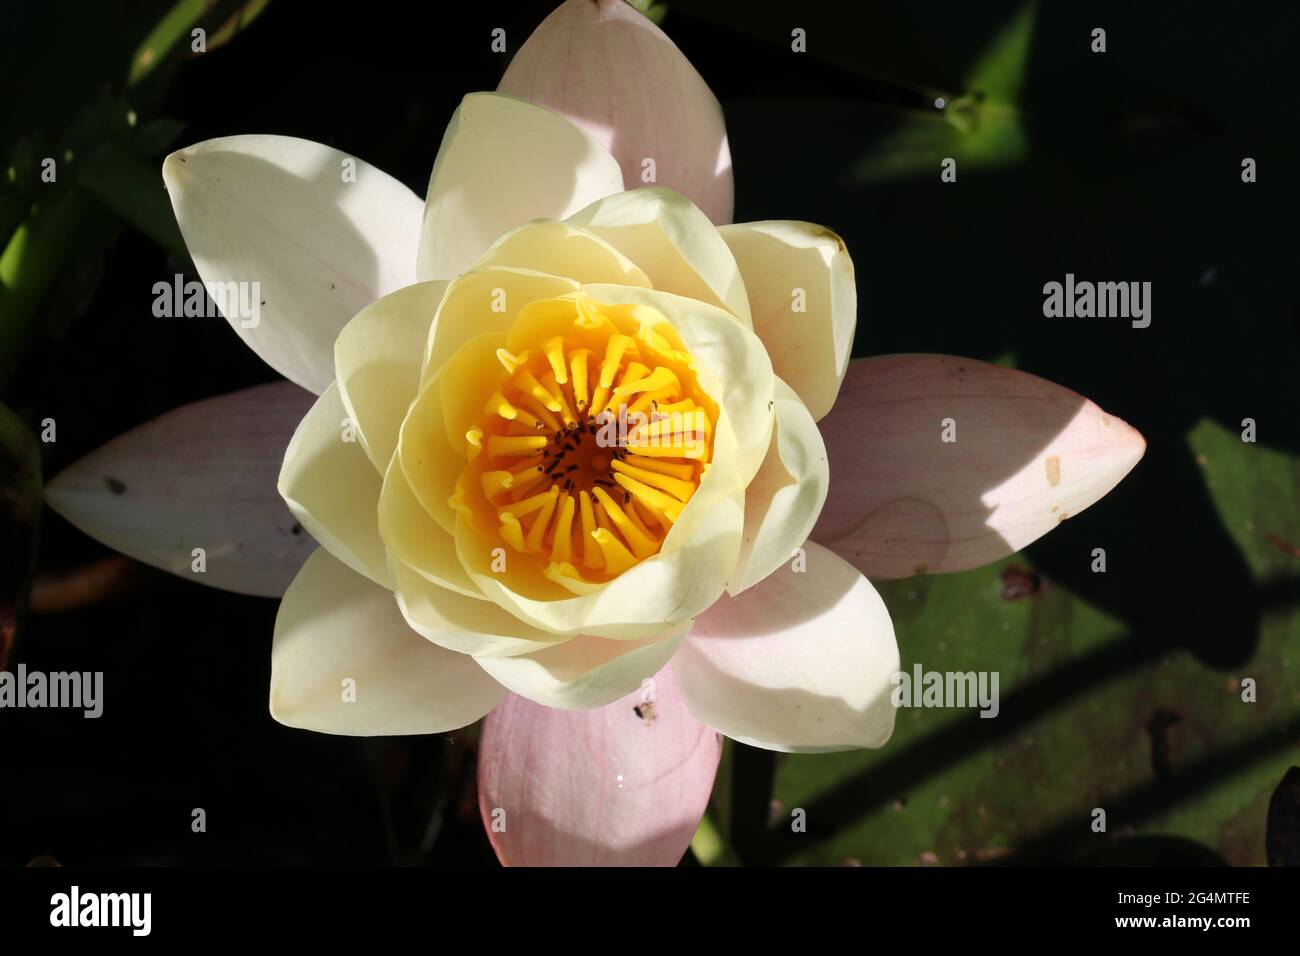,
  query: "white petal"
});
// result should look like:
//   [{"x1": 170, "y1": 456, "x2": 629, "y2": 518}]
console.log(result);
[
  {"x1": 163, "y1": 136, "x2": 423, "y2": 394},
  {"x1": 44, "y1": 383, "x2": 316, "y2": 597},
  {"x1": 727, "y1": 377, "x2": 828, "y2": 595},
  {"x1": 278, "y1": 382, "x2": 392, "y2": 589},
  {"x1": 270, "y1": 549, "x2": 505, "y2": 735},
  {"x1": 417, "y1": 92, "x2": 623, "y2": 282},
  {"x1": 718, "y1": 220, "x2": 856, "y2": 420},
  {"x1": 675, "y1": 540, "x2": 899, "y2": 753},
  {"x1": 475, "y1": 627, "x2": 689, "y2": 710},
  {"x1": 377, "y1": 453, "x2": 481, "y2": 598},
  {"x1": 568, "y1": 187, "x2": 751, "y2": 326},
  {"x1": 389, "y1": 557, "x2": 567, "y2": 659},
  {"x1": 334, "y1": 280, "x2": 449, "y2": 471}
]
